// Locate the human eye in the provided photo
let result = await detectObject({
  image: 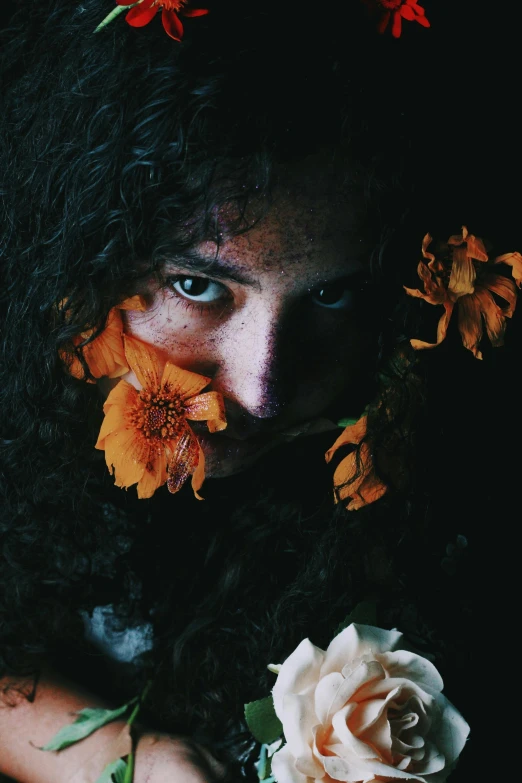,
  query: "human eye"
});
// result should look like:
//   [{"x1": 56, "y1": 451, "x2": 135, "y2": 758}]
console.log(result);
[
  {"x1": 166, "y1": 275, "x2": 231, "y2": 310},
  {"x1": 310, "y1": 280, "x2": 354, "y2": 310}
]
